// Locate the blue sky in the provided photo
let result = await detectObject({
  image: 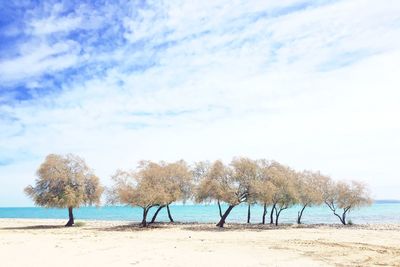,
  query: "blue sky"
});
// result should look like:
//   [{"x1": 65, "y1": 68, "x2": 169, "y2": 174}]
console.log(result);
[{"x1": 1, "y1": 0, "x2": 400, "y2": 206}]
